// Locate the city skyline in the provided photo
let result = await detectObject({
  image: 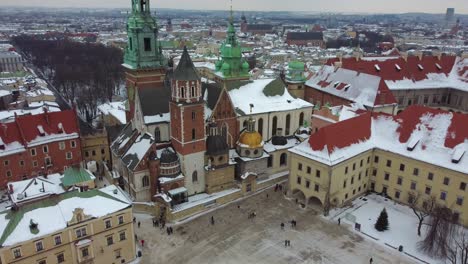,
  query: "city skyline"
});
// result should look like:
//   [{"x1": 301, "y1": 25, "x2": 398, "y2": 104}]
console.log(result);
[{"x1": 1, "y1": 0, "x2": 468, "y2": 14}]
